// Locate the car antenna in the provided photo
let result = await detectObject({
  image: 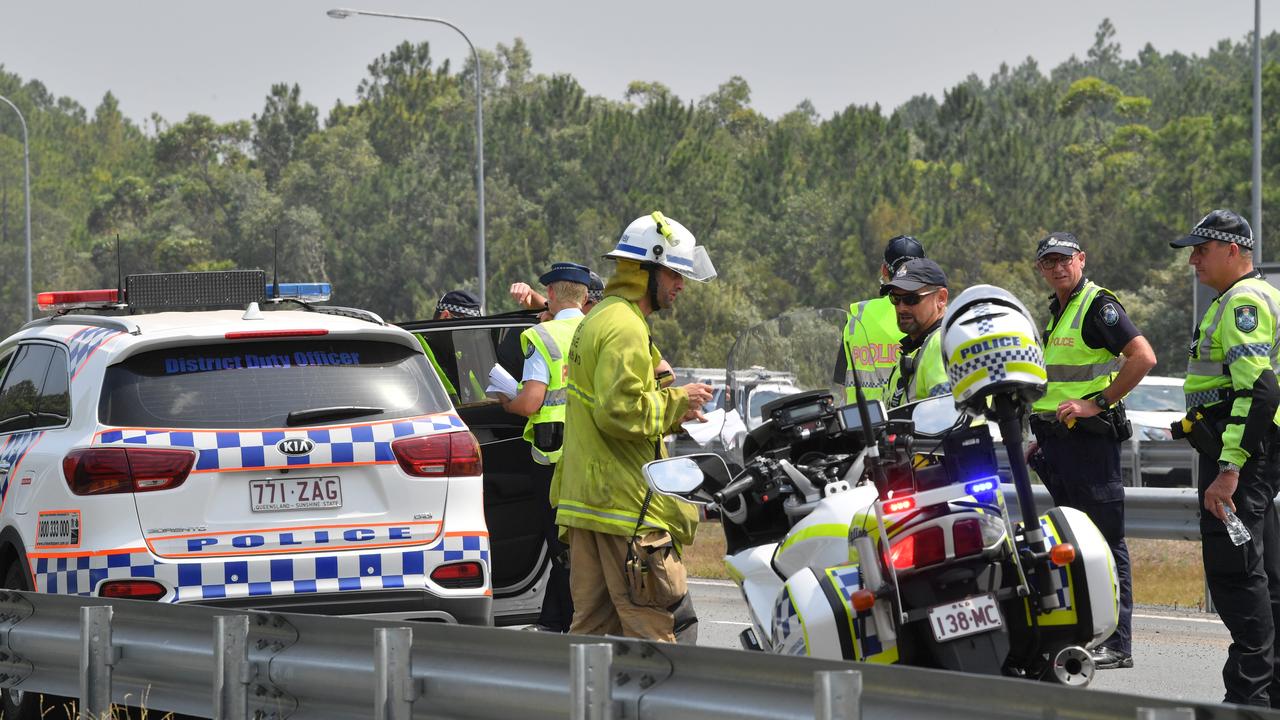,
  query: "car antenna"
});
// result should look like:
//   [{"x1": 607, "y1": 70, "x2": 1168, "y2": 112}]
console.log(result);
[
  {"x1": 272, "y1": 227, "x2": 280, "y2": 299},
  {"x1": 115, "y1": 233, "x2": 124, "y2": 305}
]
